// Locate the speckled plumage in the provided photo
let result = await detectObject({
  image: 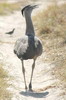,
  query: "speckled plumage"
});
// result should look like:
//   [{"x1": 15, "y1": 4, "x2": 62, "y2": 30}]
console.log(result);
[{"x1": 14, "y1": 35, "x2": 42, "y2": 60}]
